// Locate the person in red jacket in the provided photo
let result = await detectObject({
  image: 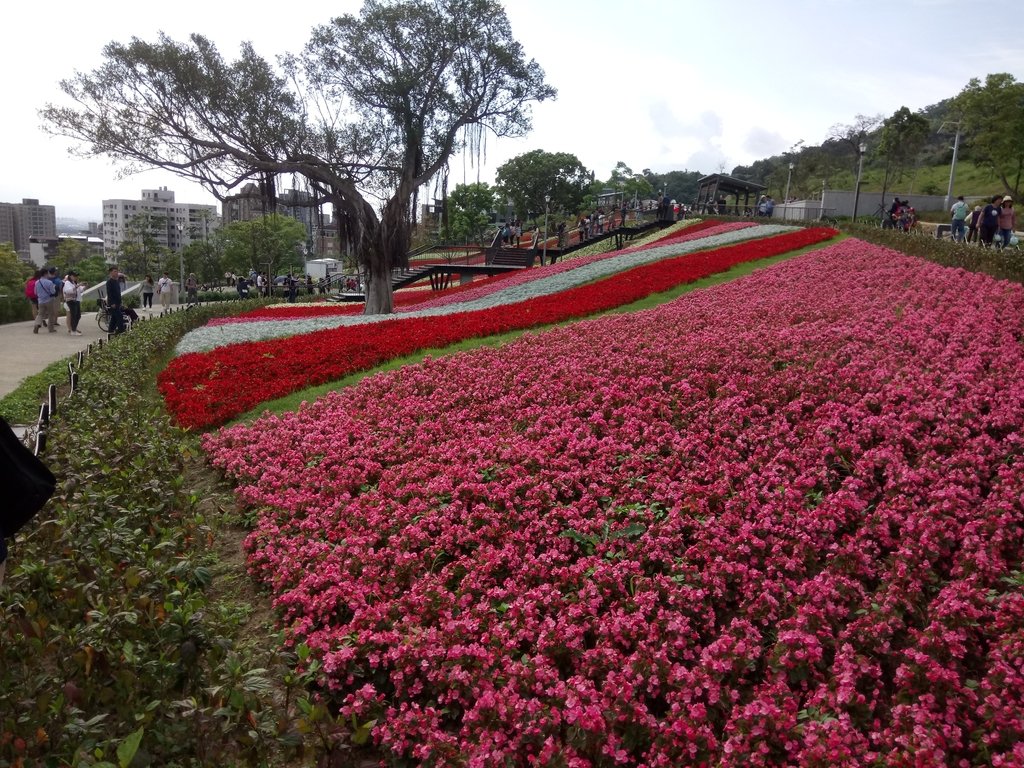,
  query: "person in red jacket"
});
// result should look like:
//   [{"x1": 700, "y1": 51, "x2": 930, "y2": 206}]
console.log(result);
[{"x1": 25, "y1": 269, "x2": 41, "y2": 320}]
